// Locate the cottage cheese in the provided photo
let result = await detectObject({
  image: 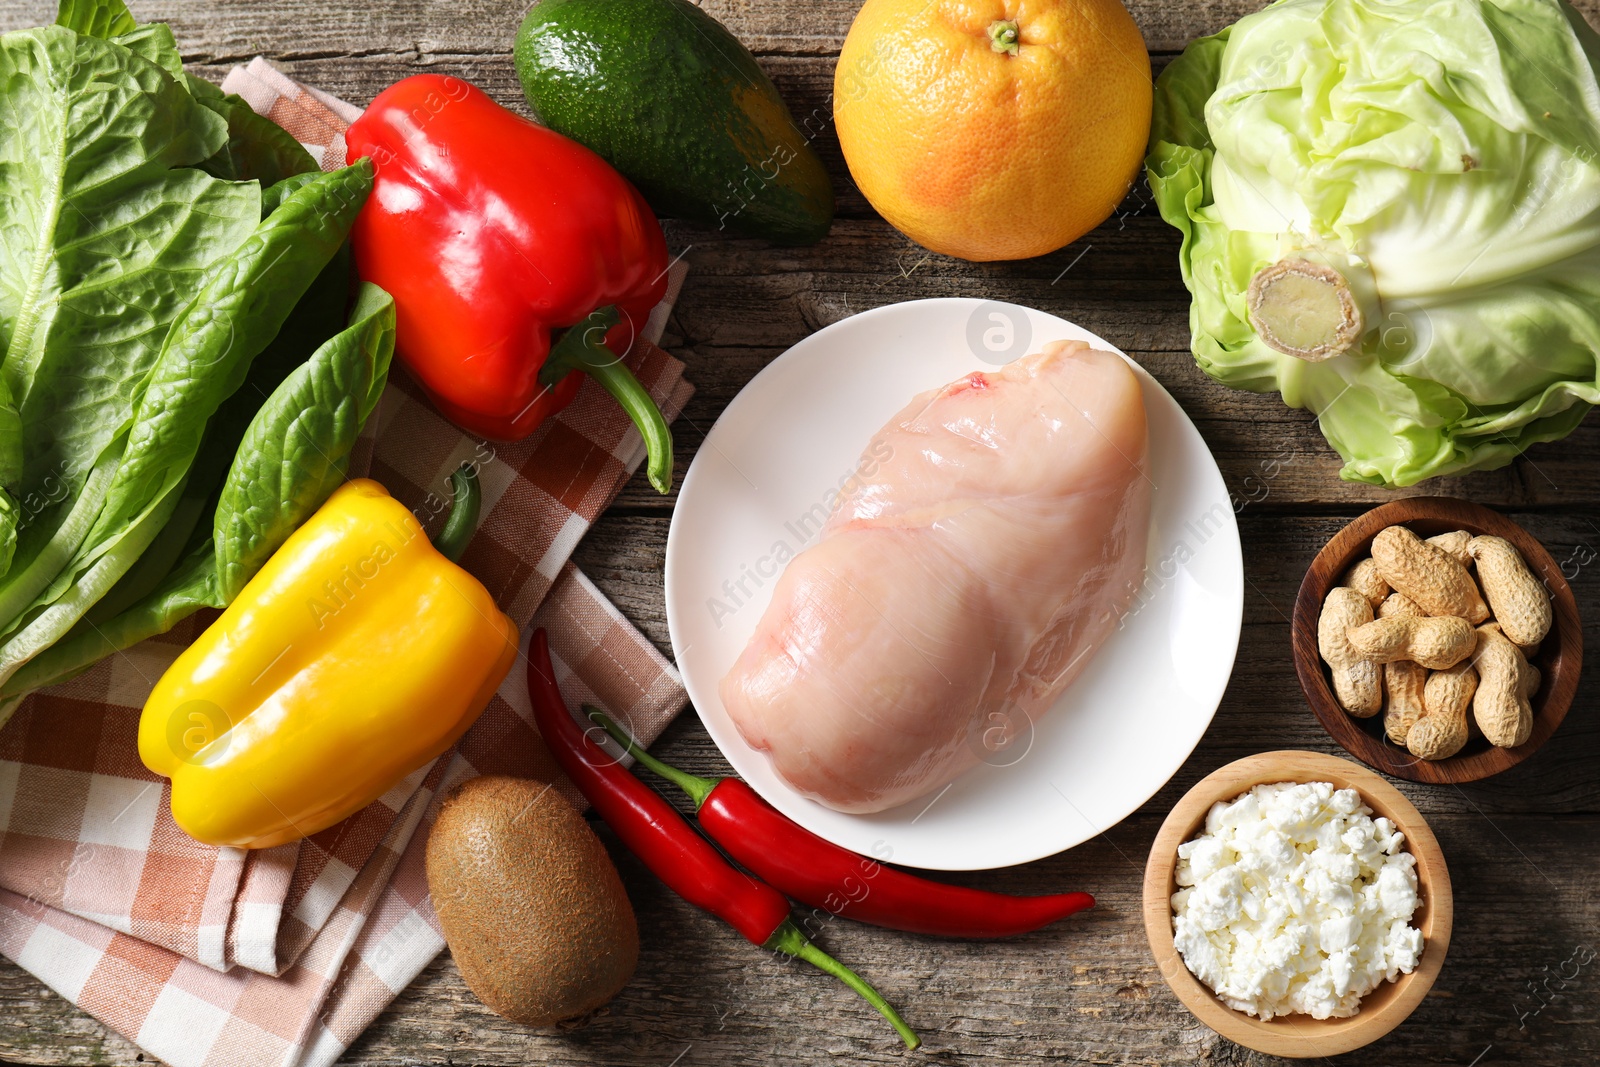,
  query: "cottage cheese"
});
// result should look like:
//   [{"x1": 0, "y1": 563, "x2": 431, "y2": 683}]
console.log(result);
[{"x1": 1170, "y1": 781, "x2": 1424, "y2": 1020}]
